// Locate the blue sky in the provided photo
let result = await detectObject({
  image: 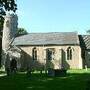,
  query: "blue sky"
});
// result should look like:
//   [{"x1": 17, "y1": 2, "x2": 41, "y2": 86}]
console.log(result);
[{"x1": 17, "y1": 0, "x2": 90, "y2": 34}]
